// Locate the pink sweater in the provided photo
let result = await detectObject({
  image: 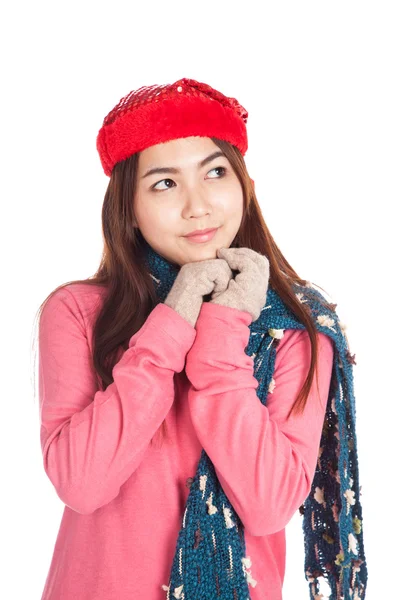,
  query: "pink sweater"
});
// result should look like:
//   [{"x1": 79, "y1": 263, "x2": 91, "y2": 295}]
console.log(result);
[{"x1": 38, "y1": 283, "x2": 334, "y2": 600}]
